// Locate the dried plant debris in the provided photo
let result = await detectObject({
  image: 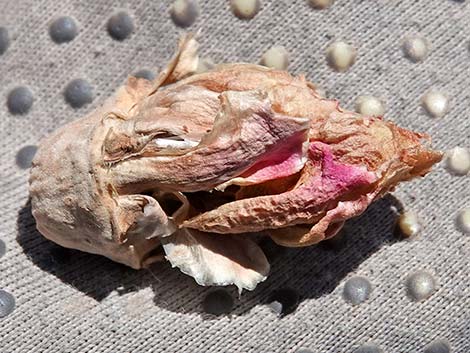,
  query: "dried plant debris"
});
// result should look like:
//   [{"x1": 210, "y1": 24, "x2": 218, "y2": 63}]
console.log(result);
[{"x1": 29, "y1": 34, "x2": 442, "y2": 292}]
